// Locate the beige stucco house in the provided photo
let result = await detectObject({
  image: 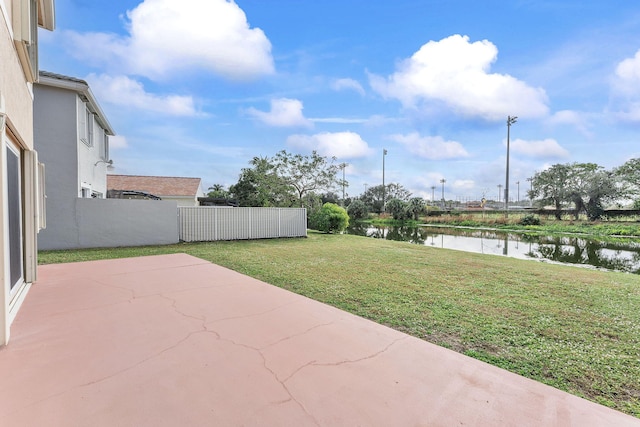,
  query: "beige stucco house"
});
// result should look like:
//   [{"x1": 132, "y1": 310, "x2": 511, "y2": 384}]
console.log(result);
[{"x1": 1, "y1": 0, "x2": 55, "y2": 346}]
